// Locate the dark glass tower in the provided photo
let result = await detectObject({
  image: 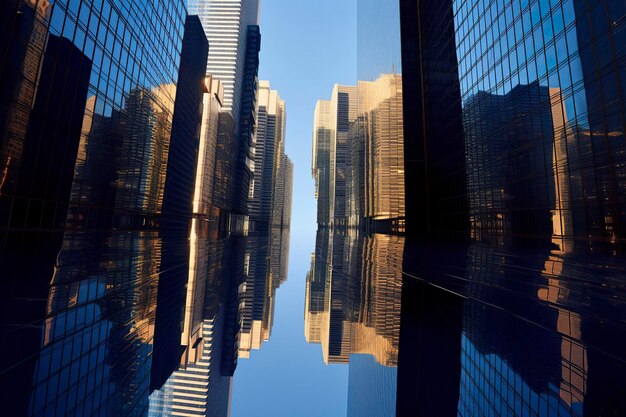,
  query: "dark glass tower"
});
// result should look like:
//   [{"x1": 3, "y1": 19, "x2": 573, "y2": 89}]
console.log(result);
[
  {"x1": 0, "y1": 1, "x2": 189, "y2": 415},
  {"x1": 151, "y1": 14, "x2": 209, "y2": 392},
  {"x1": 399, "y1": 0, "x2": 469, "y2": 239}
]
